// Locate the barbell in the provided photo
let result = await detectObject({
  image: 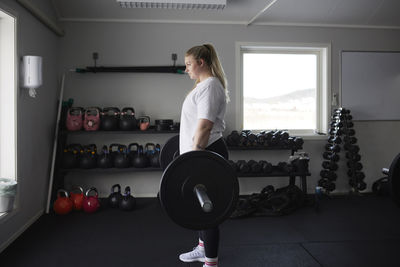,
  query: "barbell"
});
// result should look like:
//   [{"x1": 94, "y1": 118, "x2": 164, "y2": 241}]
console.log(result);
[{"x1": 159, "y1": 135, "x2": 239, "y2": 230}]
